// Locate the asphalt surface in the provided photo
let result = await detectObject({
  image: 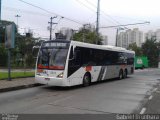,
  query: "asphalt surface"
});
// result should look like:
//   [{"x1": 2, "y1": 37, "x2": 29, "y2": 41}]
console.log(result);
[{"x1": 0, "y1": 69, "x2": 159, "y2": 117}]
